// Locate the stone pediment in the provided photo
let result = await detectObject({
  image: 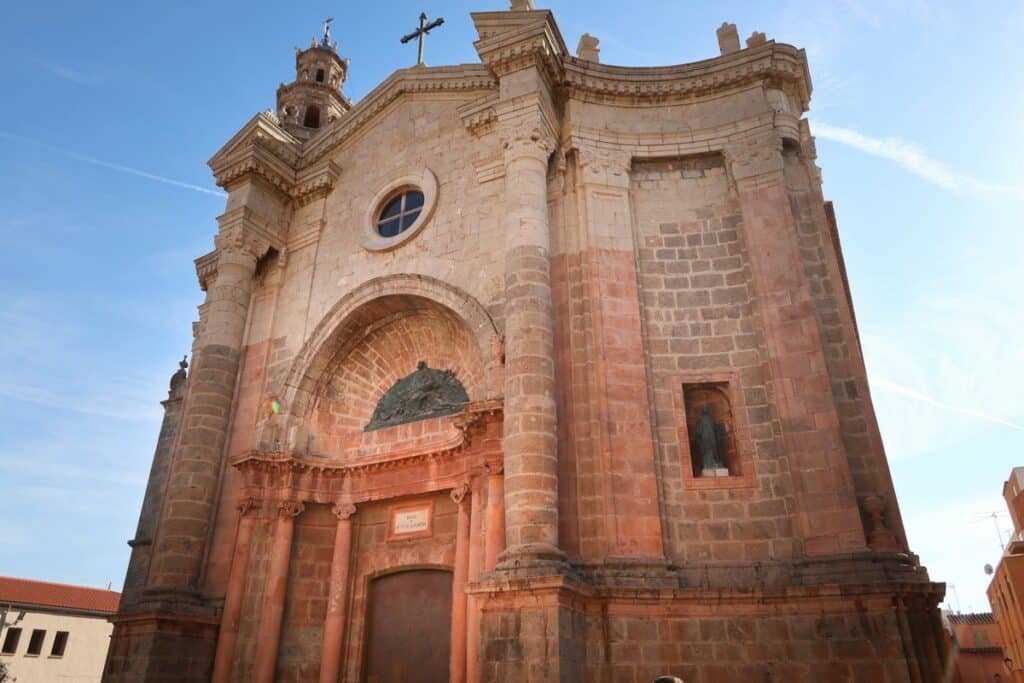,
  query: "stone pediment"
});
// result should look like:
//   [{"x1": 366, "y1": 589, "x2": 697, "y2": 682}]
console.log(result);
[{"x1": 301, "y1": 64, "x2": 496, "y2": 165}]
